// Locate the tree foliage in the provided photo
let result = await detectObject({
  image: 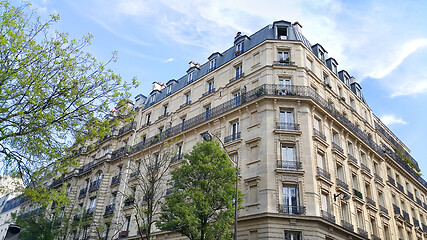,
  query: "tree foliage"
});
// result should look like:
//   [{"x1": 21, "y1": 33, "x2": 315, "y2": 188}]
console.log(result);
[
  {"x1": 157, "y1": 140, "x2": 240, "y2": 240},
  {"x1": 0, "y1": 1, "x2": 137, "y2": 185}
]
